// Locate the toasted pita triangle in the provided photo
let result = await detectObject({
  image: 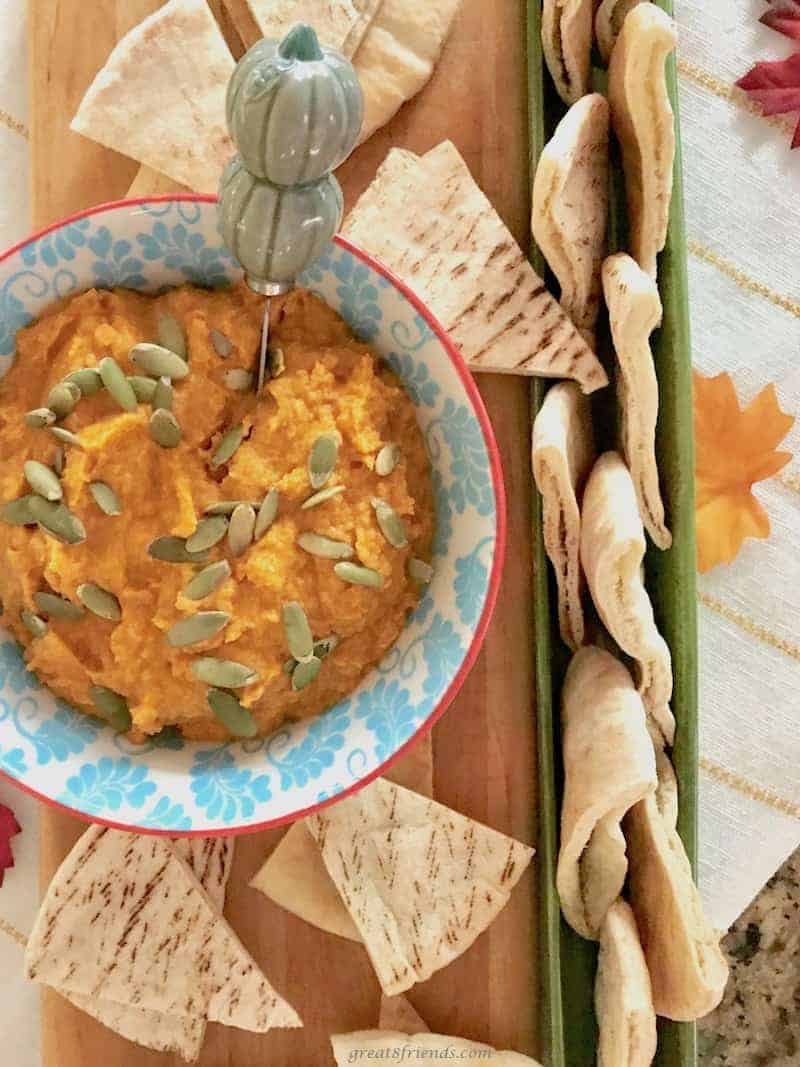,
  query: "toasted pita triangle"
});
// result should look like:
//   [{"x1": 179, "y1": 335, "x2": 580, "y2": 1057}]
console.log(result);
[
  {"x1": 71, "y1": 0, "x2": 235, "y2": 192},
  {"x1": 250, "y1": 732, "x2": 434, "y2": 941},
  {"x1": 595, "y1": 0, "x2": 648, "y2": 63},
  {"x1": 243, "y1": 0, "x2": 380, "y2": 57},
  {"x1": 306, "y1": 778, "x2": 534, "y2": 996},
  {"x1": 332, "y1": 1031, "x2": 542, "y2": 1066},
  {"x1": 603, "y1": 253, "x2": 671, "y2": 549},
  {"x1": 557, "y1": 647, "x2": 656, "y2": 940},
  {"x1": 26, "y1": 827, "x2": 301, "y2": 1033},
  {"x1": 595, "y1": 899, "x2": 658, "y2": 1066},
  {"x1": 344, "y1": 141, "x2": 607, "y2": 392},
  {"x1": 542, "y1": 0, "x2": 594, "y2": 104},
  {"x1": 624, "y1": 752, "x2": 729, "y2": 1020},
  {"x1": 608, "y1": 4, "x2": 677, "y2": 277},
  {"x1": 580, "y1": 452, "x2": 675, "y2": 745},
  {"x1": 532, "y1": 382, "x2": 595, "y2": 650},
  {"x1": 379, "y1": 994, "x2": 430, "y2": 1033},
  {"x1": 532, "y1": 94, "x2": 609, "y2": 345}
]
